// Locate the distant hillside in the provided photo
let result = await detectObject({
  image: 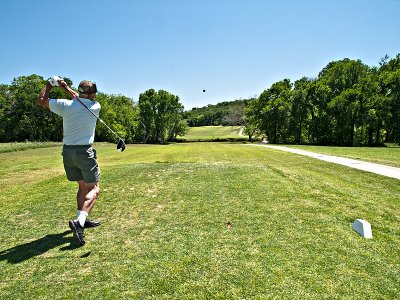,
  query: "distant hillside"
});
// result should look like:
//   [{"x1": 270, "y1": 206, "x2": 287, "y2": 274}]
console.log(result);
[{"x1": 183, "y1": 99, "x2": 253, "y2": 127}]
